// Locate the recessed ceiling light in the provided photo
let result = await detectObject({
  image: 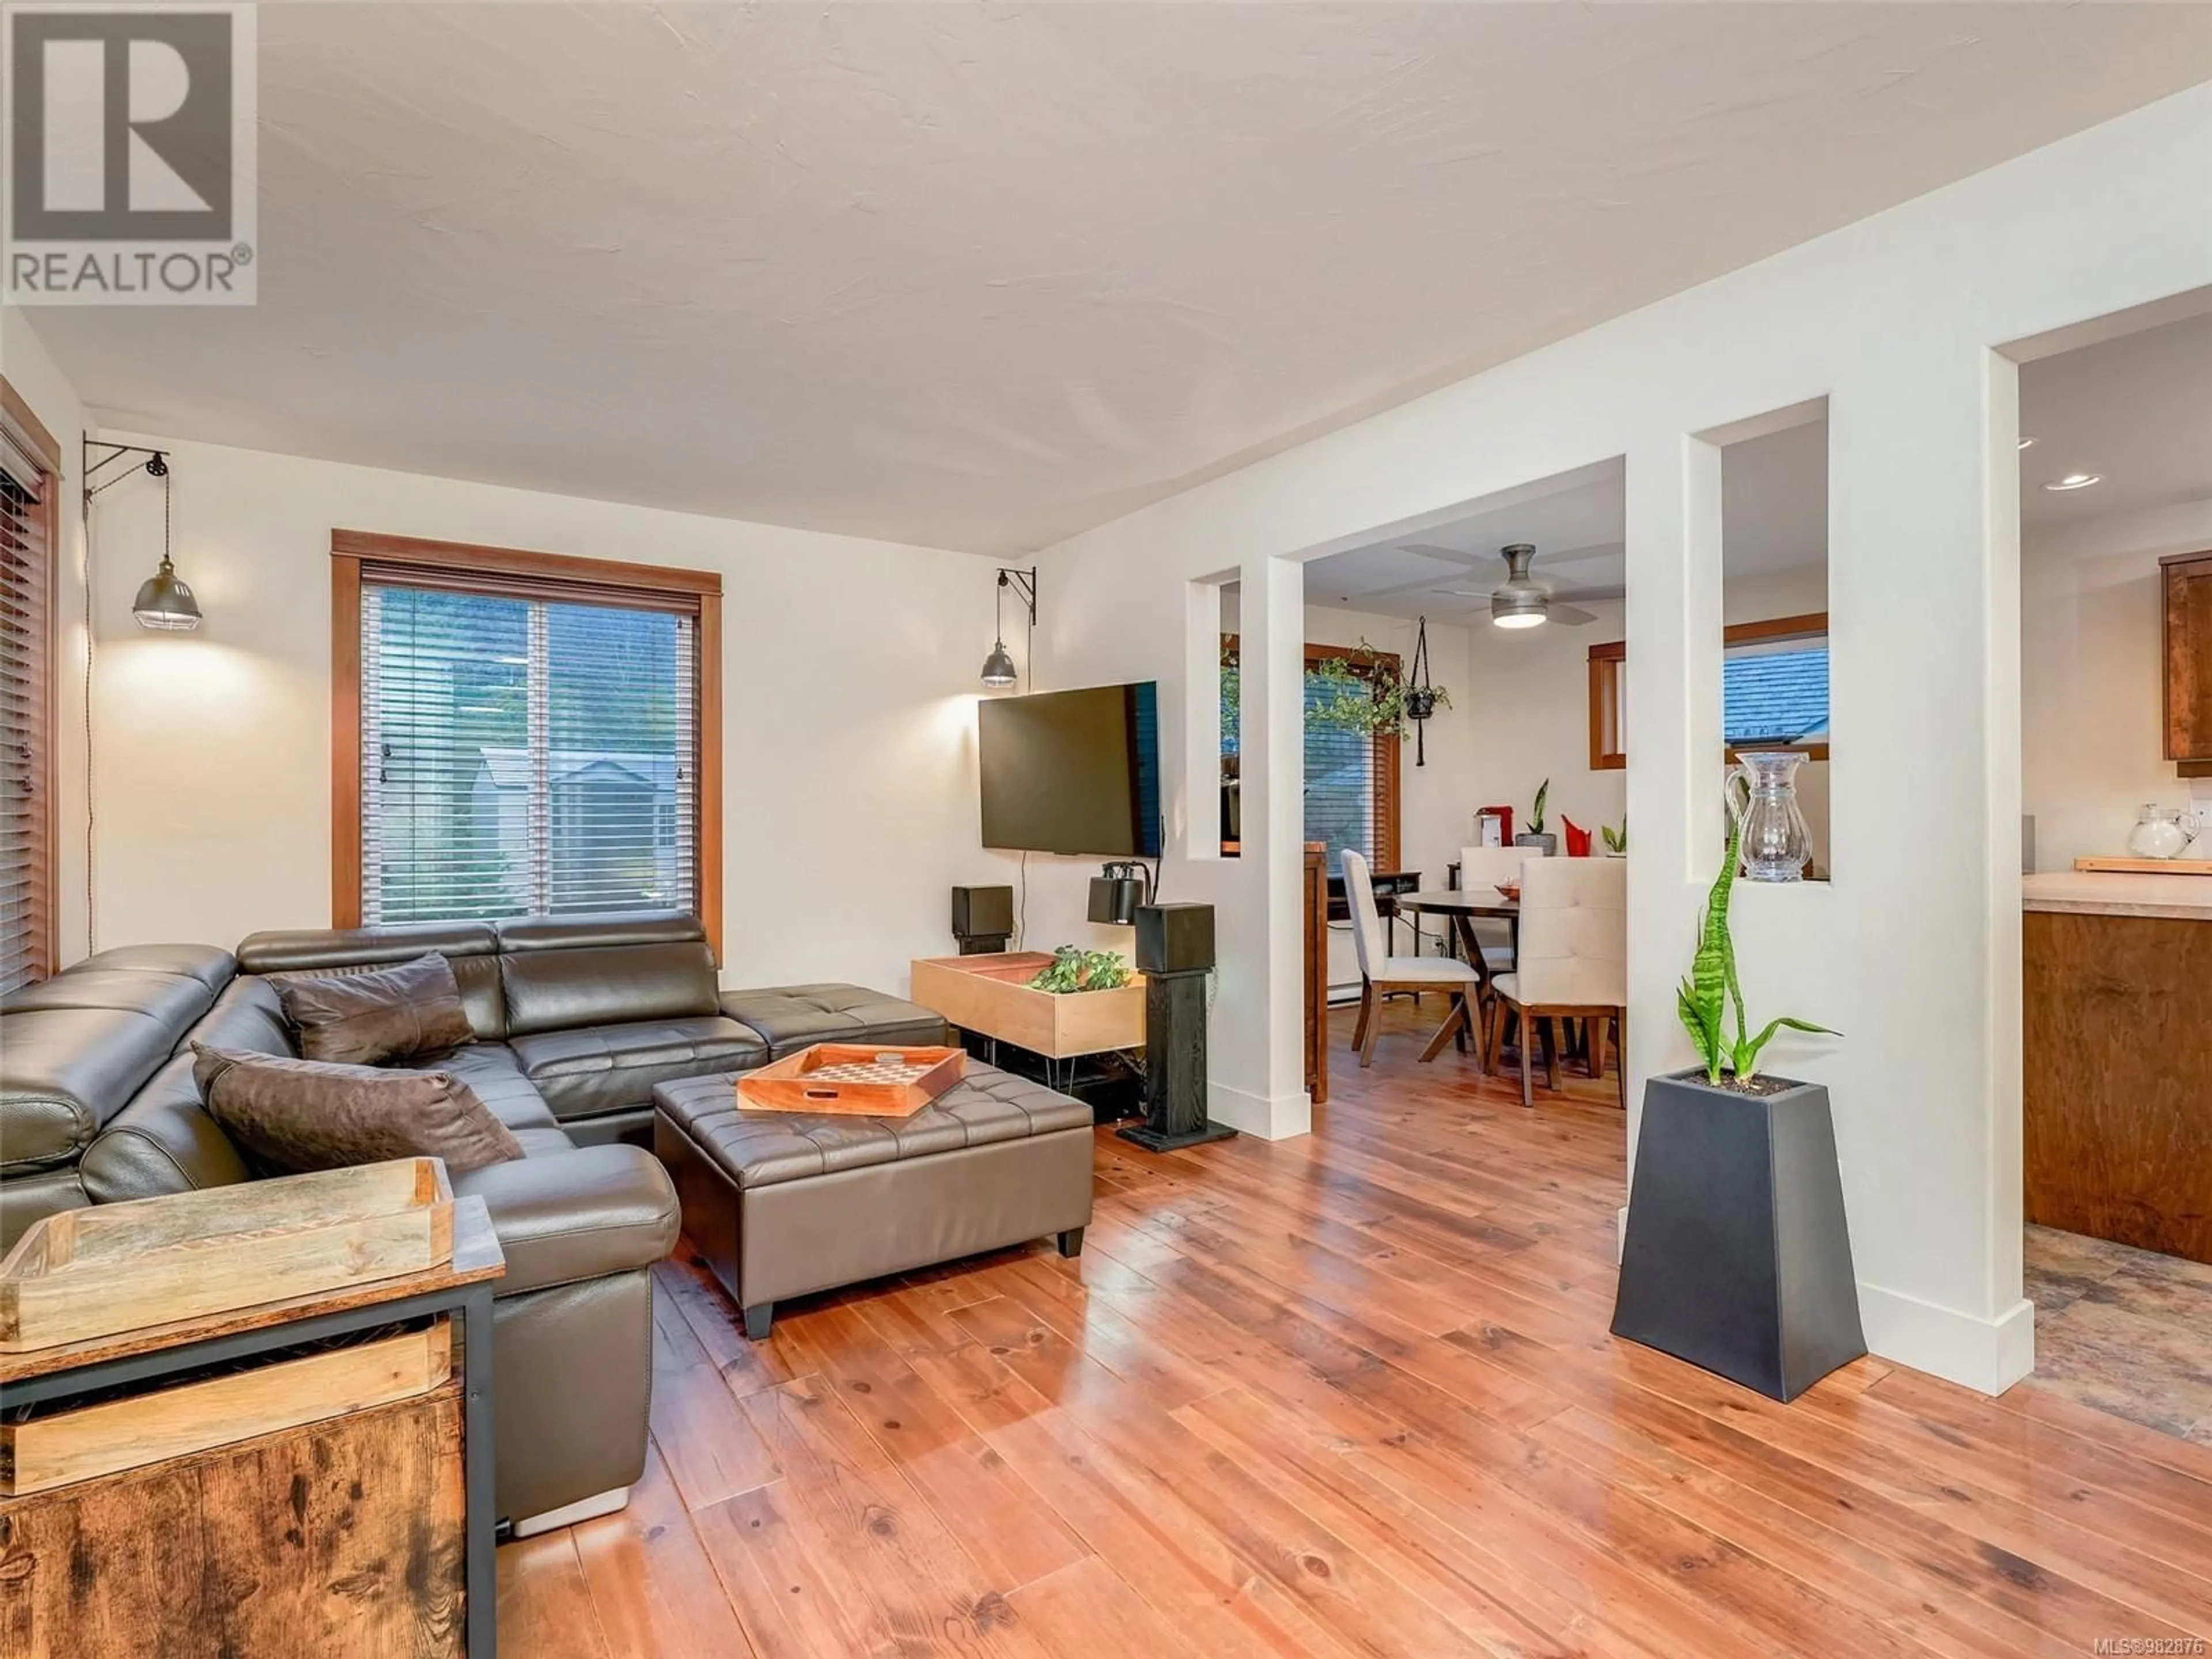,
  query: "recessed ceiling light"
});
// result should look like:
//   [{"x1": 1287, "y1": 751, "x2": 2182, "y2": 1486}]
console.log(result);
[
  {"x1": 2017, "y1": 437, "x2": 2035, "y2": 450},
  {"x1": 2044, "y1": 472, "x2": 2102, "y2": 492}
]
